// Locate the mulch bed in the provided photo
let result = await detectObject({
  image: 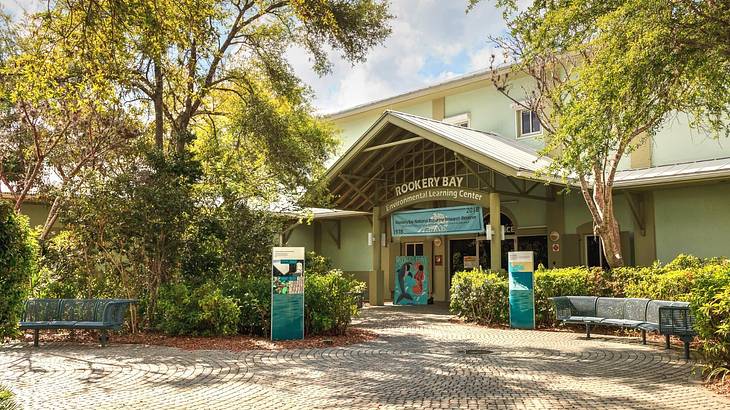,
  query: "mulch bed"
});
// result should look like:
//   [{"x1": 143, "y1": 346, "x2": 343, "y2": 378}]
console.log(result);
[
  {"x1": 707, "y1": 378, "x2": 730, "y2": 397},
  {"x1": 18, "y1": 327, "x2": 379, "y2": 351}
]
